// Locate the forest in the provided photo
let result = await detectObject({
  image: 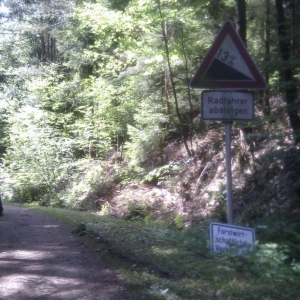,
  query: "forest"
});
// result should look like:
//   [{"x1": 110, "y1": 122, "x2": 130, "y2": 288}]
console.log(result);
[
  {"x1": 2, "y1": 0, "x2": 300, "y2": 298},
  {"x1": 1, "y1": 0, "x2": 300, "y2": 269}
]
